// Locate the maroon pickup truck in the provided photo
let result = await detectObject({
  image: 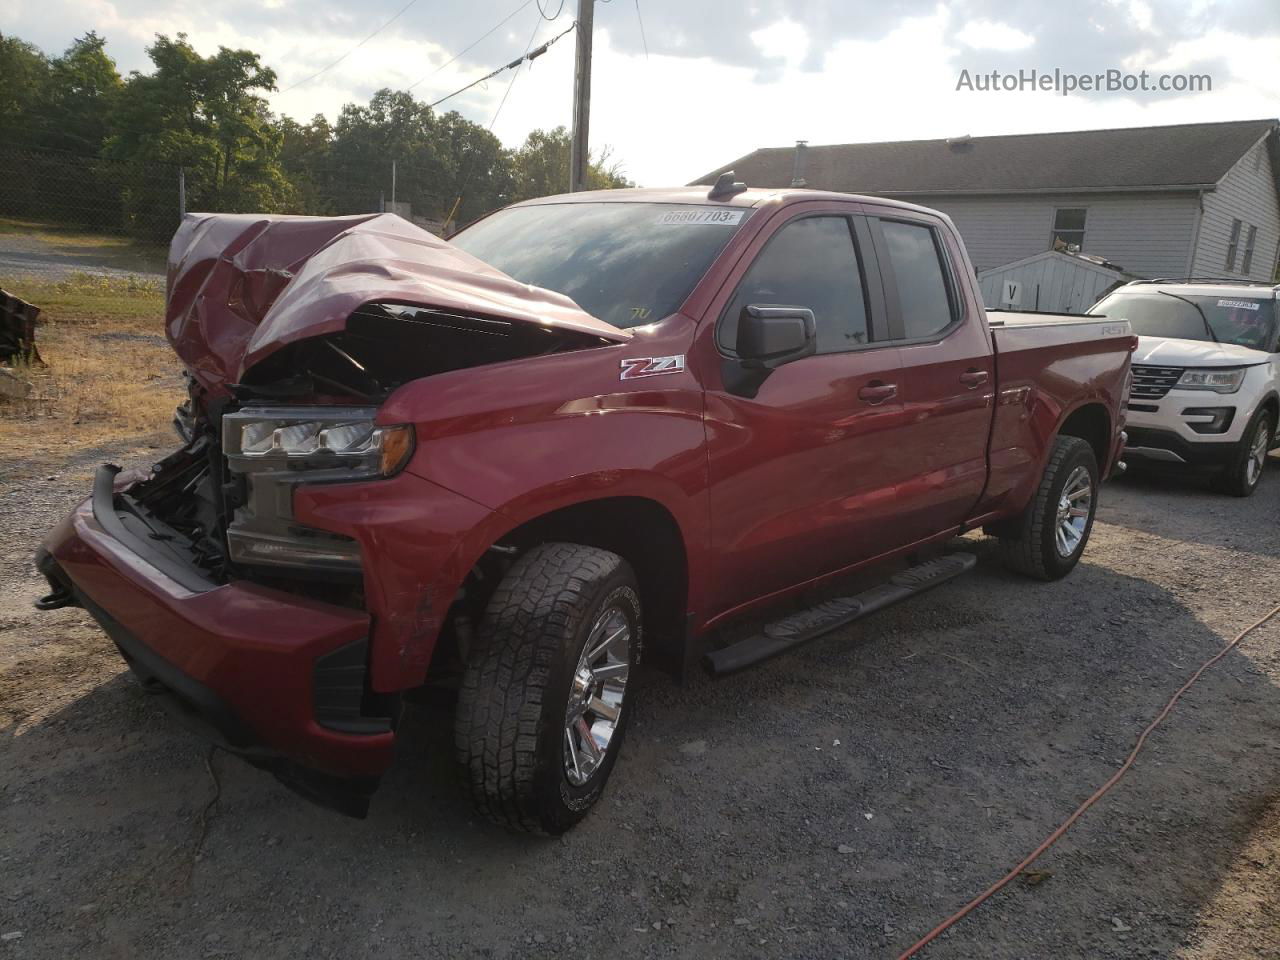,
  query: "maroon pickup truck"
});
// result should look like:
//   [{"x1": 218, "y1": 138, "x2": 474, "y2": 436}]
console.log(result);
[{"x1": 36, "y1": 180, "x2": 1134, "y2": 832}]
